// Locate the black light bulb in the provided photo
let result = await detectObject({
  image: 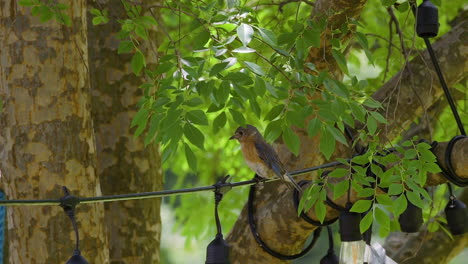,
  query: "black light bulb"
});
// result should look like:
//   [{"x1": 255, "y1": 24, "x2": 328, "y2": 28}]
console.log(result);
[
  {"x1": 320, "y1": 250, "x2": 339, "y2": 264},
  {"x1": 66, "y1": 249, "x2": 88, "y2": 264},
  {"x1": 416, "y1": 0, "x2": 439, "y2": 38},
  {"x1": 445, "y1": 198, "x2": 468, "y2": 235},
  {"x1": 398, "y1": 201, "x2": 423, "y2": 233},
  {"x1": 205, "y1": 234, "x2": 229, "y2": 264}
]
